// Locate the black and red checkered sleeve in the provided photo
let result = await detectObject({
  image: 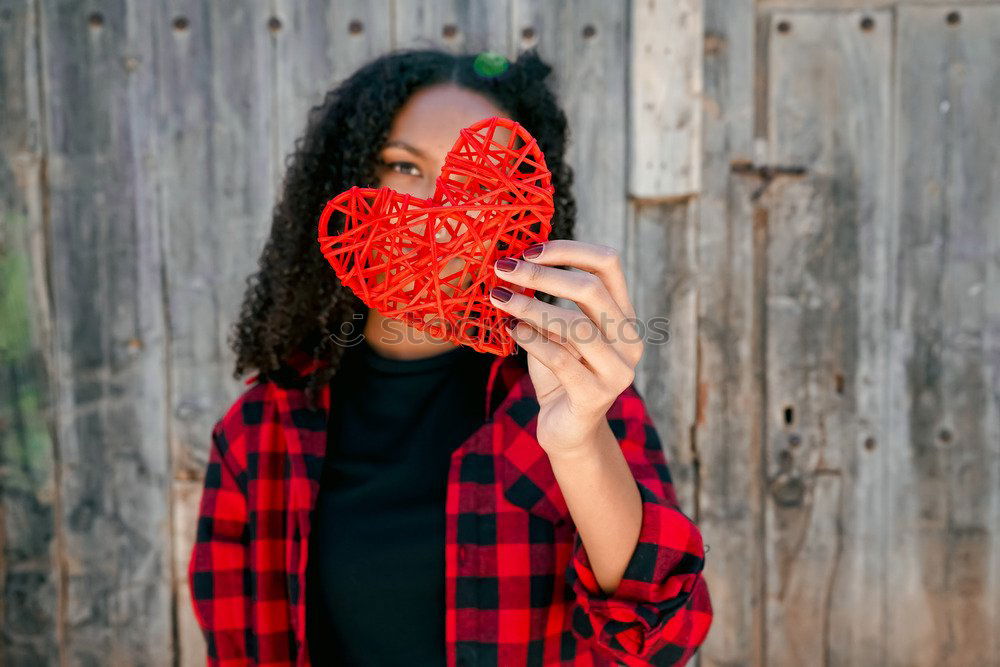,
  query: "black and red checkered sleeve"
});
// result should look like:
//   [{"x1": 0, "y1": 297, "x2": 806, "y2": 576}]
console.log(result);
[
  {"x1": 187, "y1": 422, "x2": 251, "y2": 665},
  {"x1": 565, "y1": 386, "x2": 713, "y2": 666}
]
